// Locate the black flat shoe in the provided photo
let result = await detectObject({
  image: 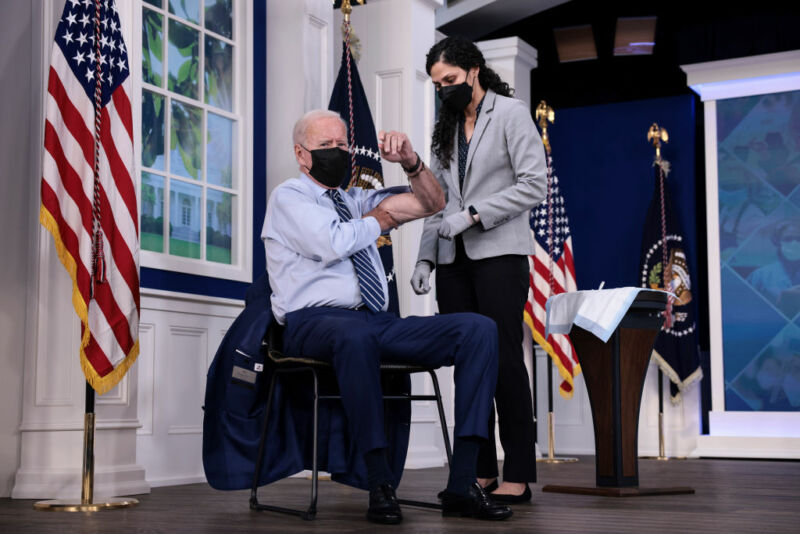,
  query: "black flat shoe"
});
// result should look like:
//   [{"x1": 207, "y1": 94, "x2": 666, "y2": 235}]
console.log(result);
[
  {"x1": 441, "y1": 482, "x2": 513, "y2": 520},
  {"x1": 437, "y1": 479, "x2": 497, "y2": 500},
  {"x1": 367, "y1": 483, "x2": 402, "y2": 525},
  {"x1": 490, "y1": 484, "x2": 532, "y2": 503}
]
